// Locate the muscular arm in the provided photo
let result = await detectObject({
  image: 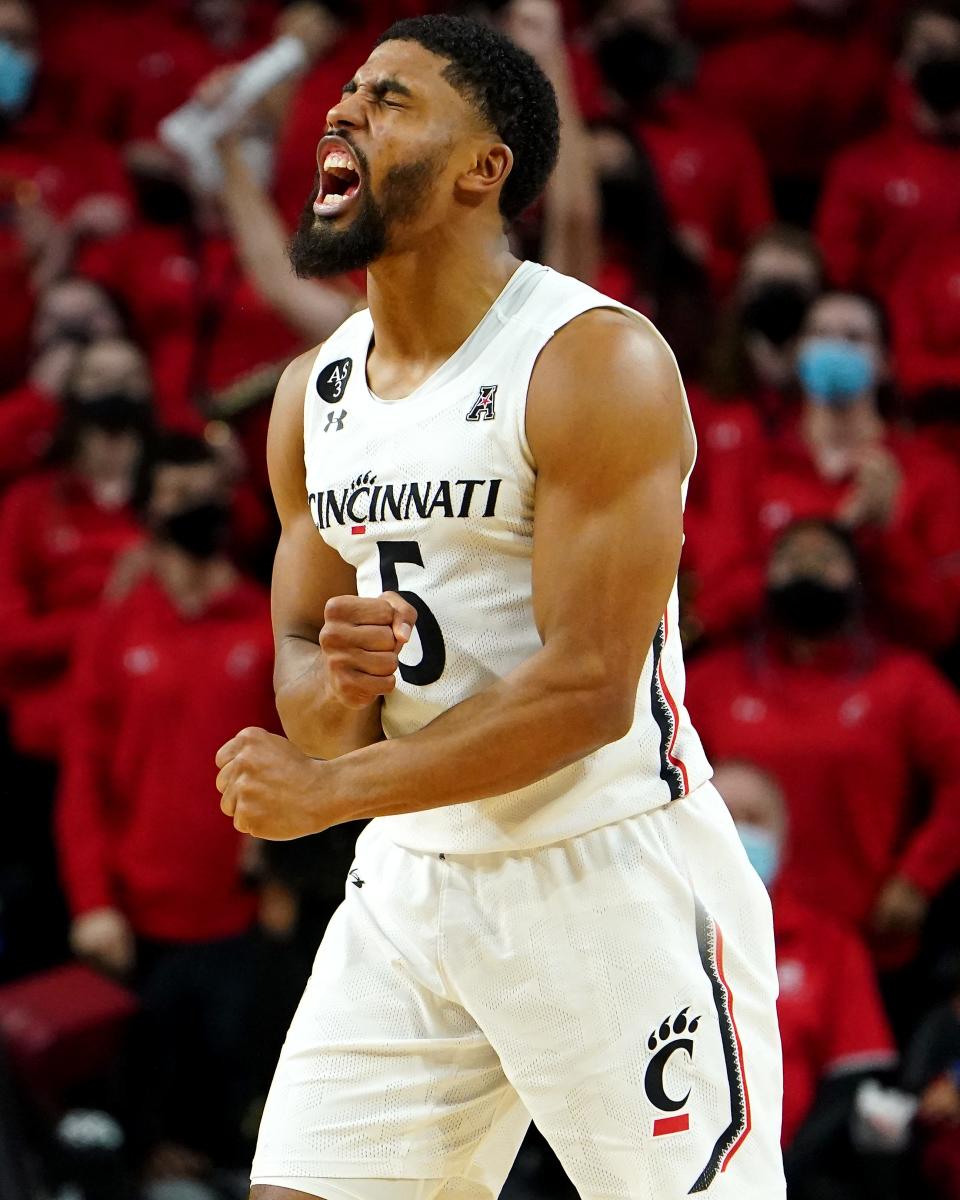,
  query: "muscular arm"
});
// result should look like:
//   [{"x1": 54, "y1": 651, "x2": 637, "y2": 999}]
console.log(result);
[
  {"x1": 269, "y1": 351, "x2": 384, "y2": 758},
  {"x1": 324, "y1": 311, "x2": 692, "y2": 819},
  {"x1": 219, "y1": 311, "x2": 694, "y2": 835}
]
